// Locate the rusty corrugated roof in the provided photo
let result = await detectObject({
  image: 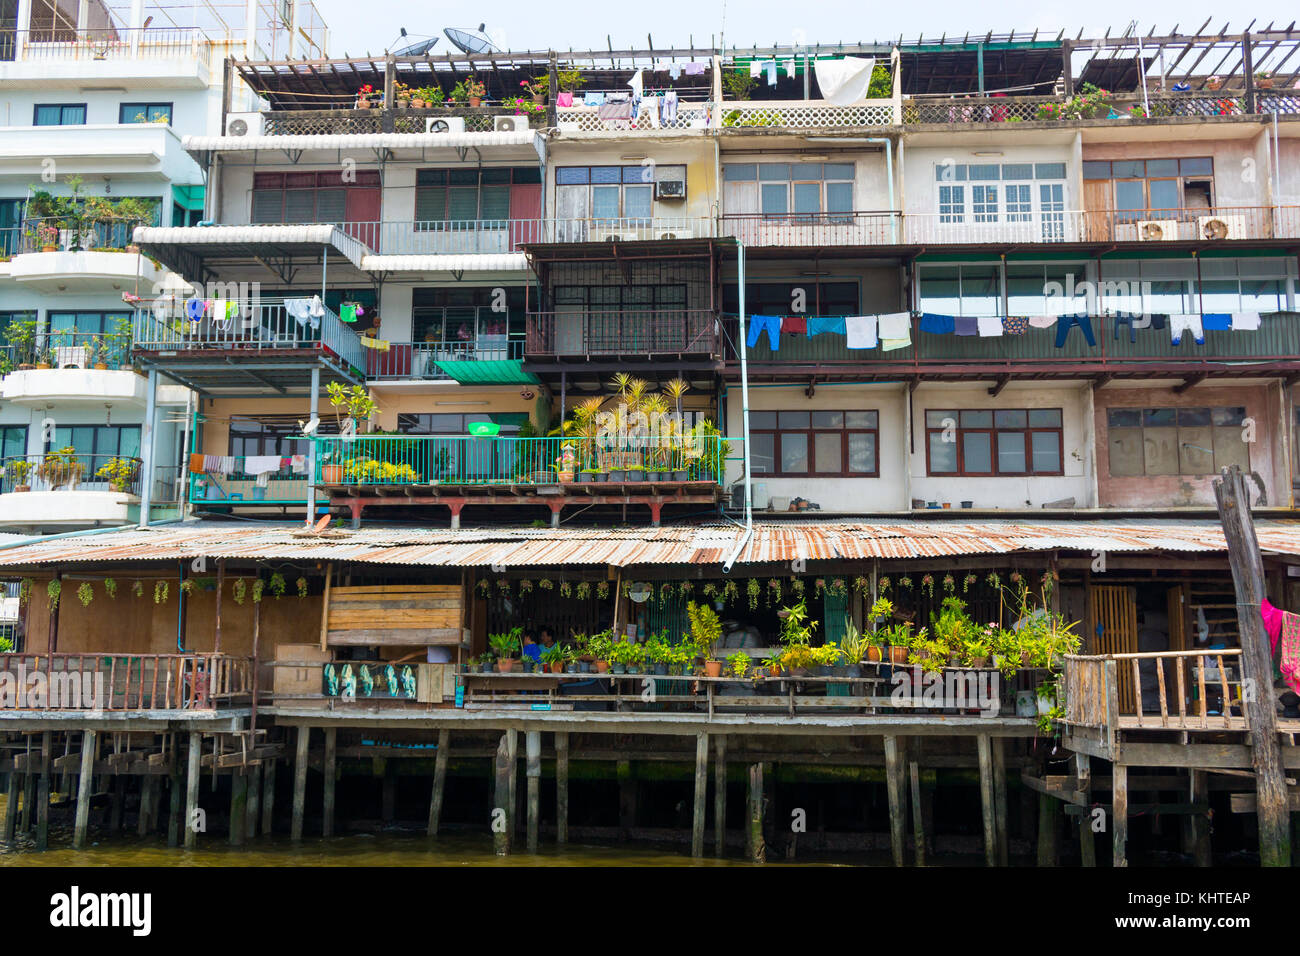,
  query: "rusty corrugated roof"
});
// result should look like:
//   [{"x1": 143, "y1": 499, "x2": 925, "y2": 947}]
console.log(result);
[{"x1": 0, "y1": 517, "x2": 1297, "y2": 570}]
